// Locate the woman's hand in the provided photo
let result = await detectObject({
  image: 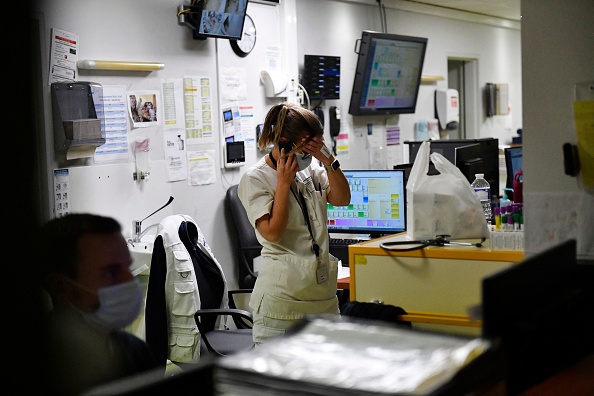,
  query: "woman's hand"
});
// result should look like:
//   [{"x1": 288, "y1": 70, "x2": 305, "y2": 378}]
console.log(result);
[
  {"x1": 276, "y1": 147, "x2": 298, "y2": 187},
  {"x1": 299, "y1": 136, "x2": 332, "y2": 165}
]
